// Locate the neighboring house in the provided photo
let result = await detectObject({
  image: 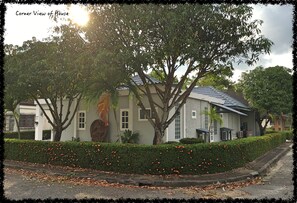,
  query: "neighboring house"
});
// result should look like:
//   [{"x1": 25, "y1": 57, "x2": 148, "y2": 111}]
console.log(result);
[
  {"x1": 4, "y1": 100, "x2": 53, "y2": 138},
  {"x1": 272, "y1": 113, "x2": 292, "y2": 131},
  {"x1": 35, "y1": 76, "x2": 259, "y2": 144},
  {"x1": 4, "y1": 101, "x2": 36, "y2": 132}
]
